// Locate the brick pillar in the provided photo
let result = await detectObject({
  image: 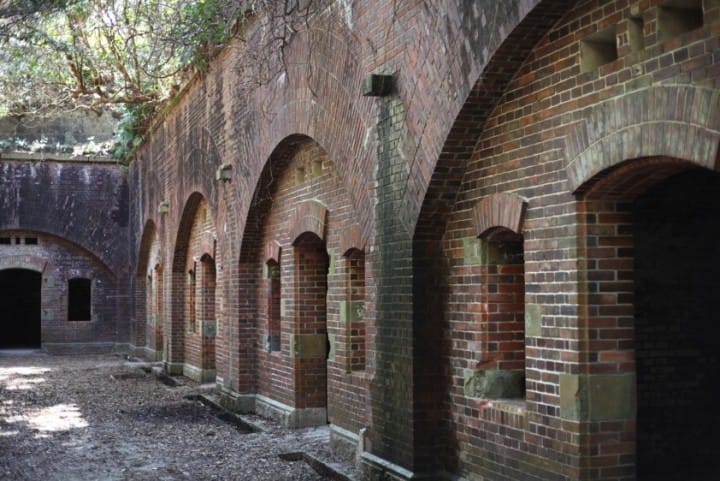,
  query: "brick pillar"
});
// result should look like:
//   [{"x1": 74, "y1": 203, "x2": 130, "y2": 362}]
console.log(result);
[
  {"x1": 575, "y1": 199, "x2": 636, "y2": 481},
  {"x1": 166, "y1": 269, "x2": 186, "y2": 374}
]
